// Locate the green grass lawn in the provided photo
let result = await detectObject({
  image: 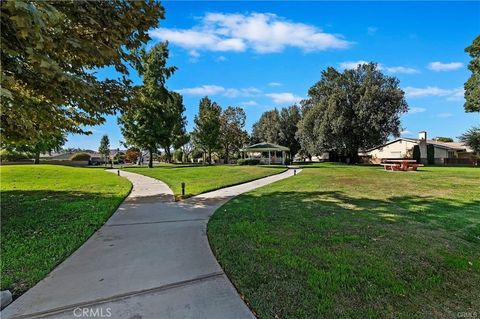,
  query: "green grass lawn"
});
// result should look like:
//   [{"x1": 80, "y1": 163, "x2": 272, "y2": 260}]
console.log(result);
[
  {"x1": 0, "y1": 165, "x2": 131, "y2": 298},
  {"x1": 208, "y1": 163, "x2": 480, "y2": 318},
  {"x1": 124, "y1": 164, "x2": 287, "y2": 198}
]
